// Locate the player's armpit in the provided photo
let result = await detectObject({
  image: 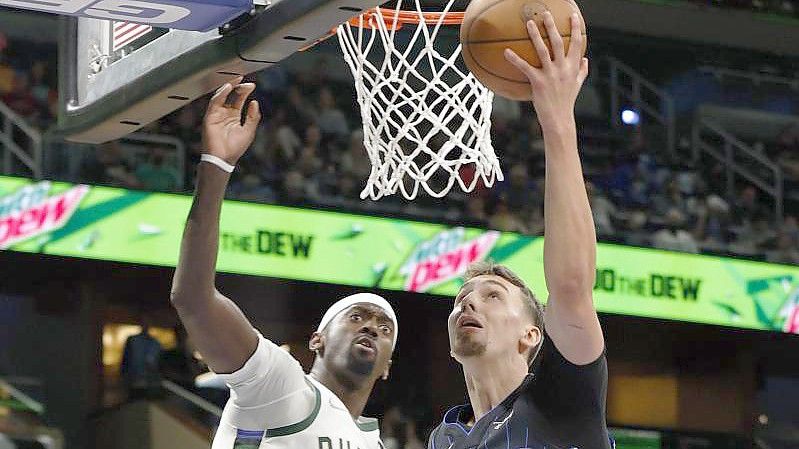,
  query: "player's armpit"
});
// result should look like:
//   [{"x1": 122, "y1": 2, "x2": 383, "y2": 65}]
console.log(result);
[
  {"x1": 543, "y1": 294, "x2": 604, "y2": 366},
  {"x1": 173, "y1": 289, "x2": 259, "y2": 374}
]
